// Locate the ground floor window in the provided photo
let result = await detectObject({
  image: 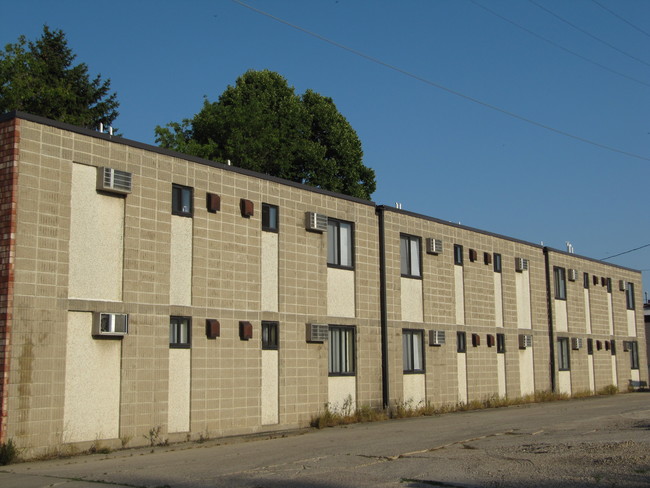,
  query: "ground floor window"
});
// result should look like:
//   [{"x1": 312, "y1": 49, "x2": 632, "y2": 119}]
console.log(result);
[
  {"x1": 170, "y1": 316, "x2": 191, "y2": 348},
  {"x1": 557, "y1": 337, "x2": 570, "y2": 371},
  {"x1": 402, "y1": 329, "x2": 424, "y2": 373},
  {"x1": 329, "y1": 325, "x2": 355, "y2": 375}
]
